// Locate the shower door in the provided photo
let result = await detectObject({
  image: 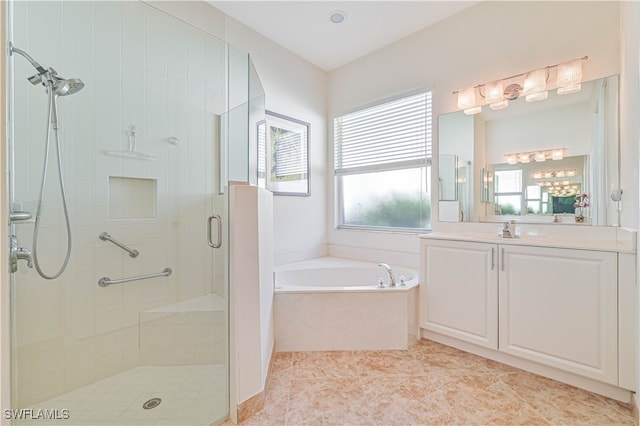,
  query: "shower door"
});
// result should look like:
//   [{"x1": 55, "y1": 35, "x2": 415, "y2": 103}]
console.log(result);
[{"x1": 7, "y1": 1, "x2": 232, "y2": 424}]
